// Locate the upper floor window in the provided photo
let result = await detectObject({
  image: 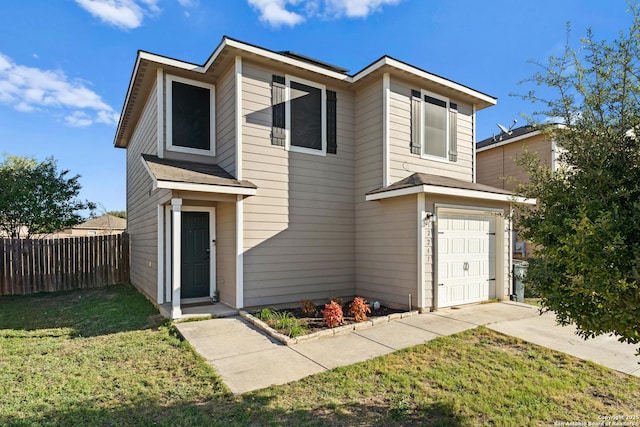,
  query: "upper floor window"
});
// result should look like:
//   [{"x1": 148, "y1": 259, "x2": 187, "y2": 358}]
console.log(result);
[
  {"x1": 271, "y1": 74, "x2": 337, "y2": 156},
  {"x1": 411, "y1": 89, "x2": 457, "y2": 162},
  {"x1": 166, "y1": 74, "x2": 215, "y2": 156}
]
